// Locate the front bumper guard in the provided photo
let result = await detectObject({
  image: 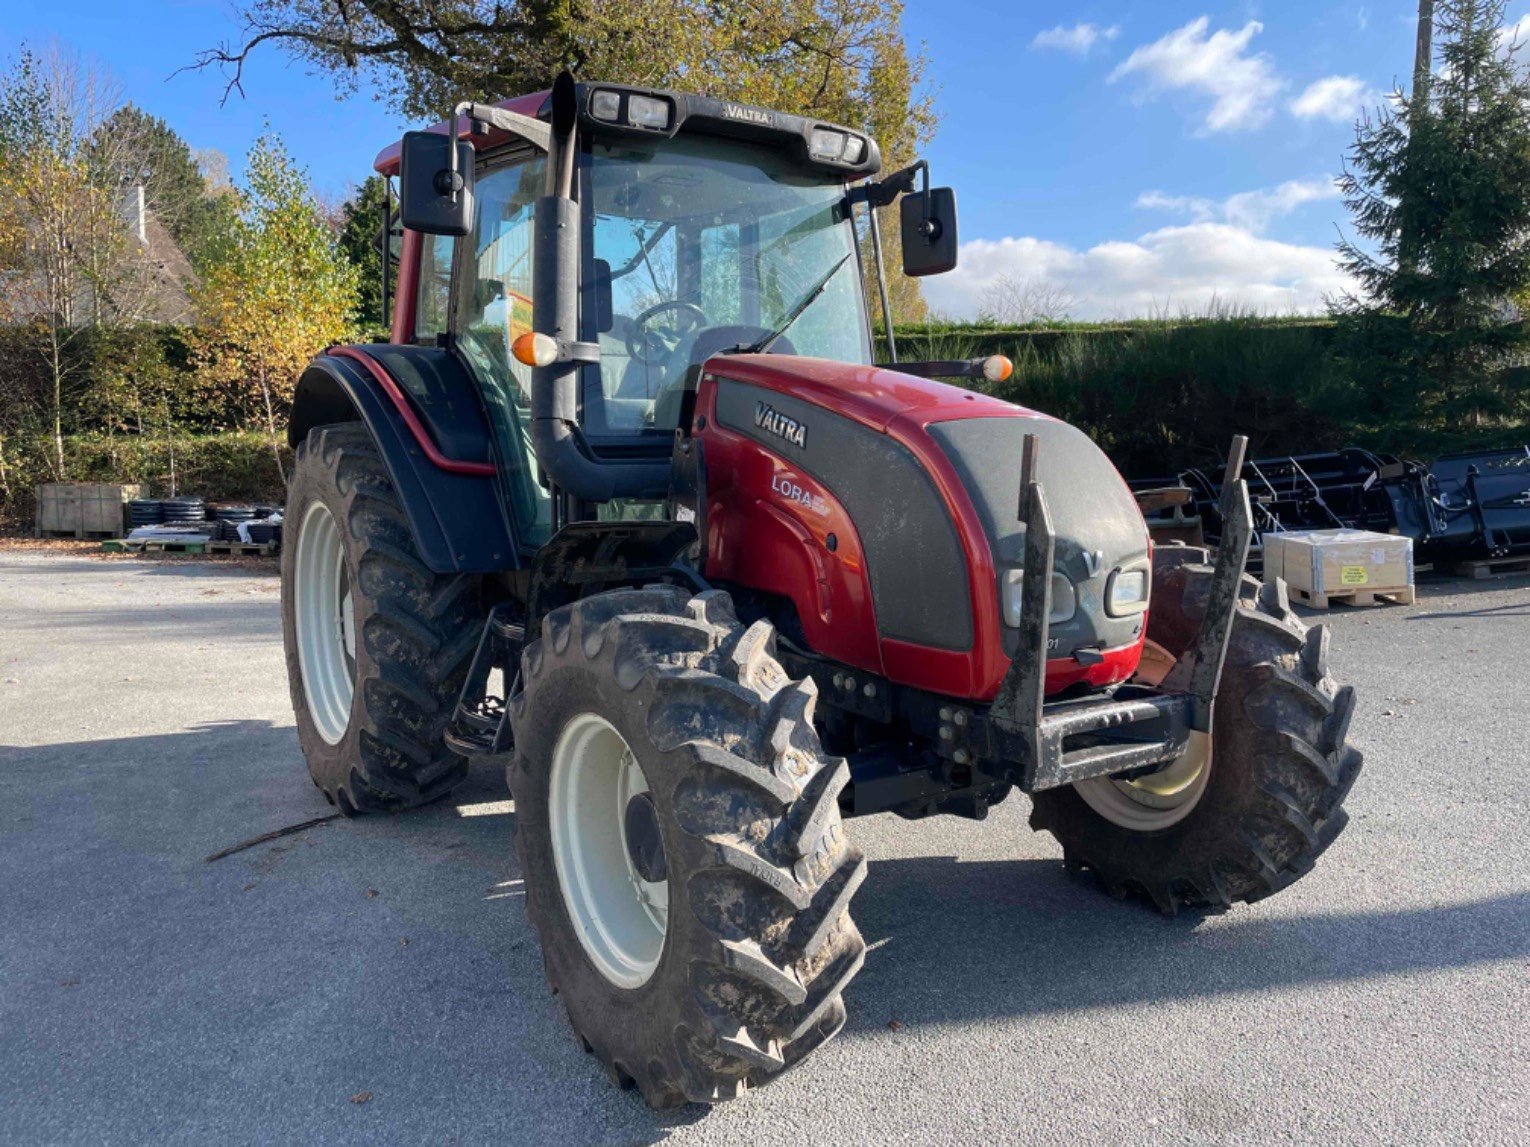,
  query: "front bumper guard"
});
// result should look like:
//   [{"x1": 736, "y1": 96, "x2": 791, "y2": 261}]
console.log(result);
[{"x1": 989, "y1": 433, "x2": 1254, "y2": 793}]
